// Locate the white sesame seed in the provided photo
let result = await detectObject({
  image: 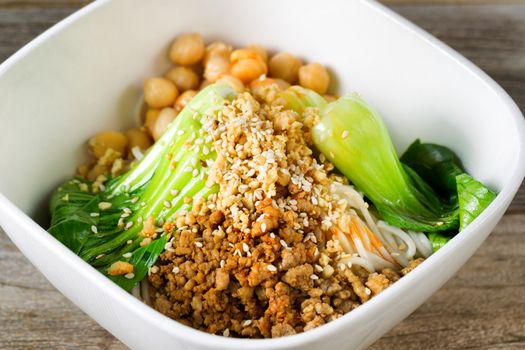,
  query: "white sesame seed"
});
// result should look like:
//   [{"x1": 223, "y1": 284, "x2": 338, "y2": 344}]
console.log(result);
[
  {"x1": 90, "y1": 212, "x2": 99, "y2": 217},
  {"x1": 267, "y1": 264, "x2": 277, "y2": 272},
  {"x1": 365, "y1": 287, "x2": 371, "y2": 295},
  {"x1": 337, "y1": 263, "x2": 346, "y2": 271},
  {"x1": 123, "y1": 208, "x2": 132, "y2": 214},
  {"x1": 124, "y1": 273, "x2": 135, "y2": 279},
  {"x1": 172, "y1": 266, "x2": 180, "y2": 274},
  {"x1": 140, "y1": 202, "x2": 146, "y2": 207},
  {"x1": 310, "y1": 274, "x2": 319, "y2": 280},
  {"x1": 125, "y1": 221, "x2": 133, "y2": 229},
  {"x1": 329, "y1": 151, "x2": 335, "y2": 159},
  {"x1": 220, "y1": 260, "x2": 225, "y2": 268},
  {"x1": 202, "y1": 146, "x2": 210, "y2": 155},
  {"x1": 120, "y1": 213, "x2": 130, "y2": 218},
  {"x1": 279, "y1": 239, "x2": 288, "y2": 248},
  {"x1": 261, "y1": 223, "x2": 267, "y2": 233},
  {"x1": 151, "y1": 266, "x2": 159, "y2": 274},
  {"x1": 270, "y1": 232, "x2": 276, "y2": 239},
  {"x1": 223, "y1": 328, "x2": 230, "y2": 337},
  {"x1": 341, "y1": 130, "x2": 349, "y2": 139},
  {"x1": 314, "y1": 264, "x2": 323, "y2": 272},
  {"x1": 164, "y1": 201, "x2": 171, "y2": 208},
  {"x1": 243, "y1": 320, "x2": 253, "y2": 326},
  {"x1": 192, "y1": 168, "x2": 199, "y2": 177},
  {"x1": 242, "y1": 242, "x2": 250, "y2": 253},
  {"x1": 195, "y1": 241, "x2": 203, "y2": 248},
  {"x1": 91, "y1": 225, "x2": 98, "y2": 233},
  {"x1": 123, "y1": 252, "x2": 132, "y2": 258},
  {"x1": 127, "y1": 240, "x2": 133, "y2": 245},
  {"x1": 170, "y1": 189, "x2": 179, "y2": 196},
  {"x1": 95, "y1": 254, "x2": 104, "y2": 259},
  {"x1": 131, "y1": 197, "x2": 139, "y2": 204},
  {"x1": 347, "y1": 261, "x2": 353, "y2": 268},
  {"x1": 98, "y1": 202, "x2": 112, "y2": 210}
]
